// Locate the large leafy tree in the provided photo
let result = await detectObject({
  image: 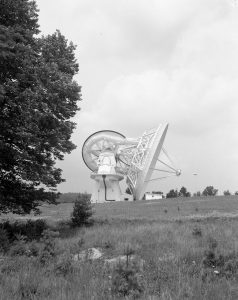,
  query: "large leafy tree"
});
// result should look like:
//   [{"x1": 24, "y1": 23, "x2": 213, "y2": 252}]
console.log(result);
[
  {"x1": 202, "y1": 186, "x2": 218, "y2": 197},
  {"x1": 0, "y1": 0, "x2": 81, "y2": 214},
  {"x1": 166, "y1": 189, "x2": 178, "y2": 198},
  {"x1": 179, "y1": 186, "x2": 191, "y2": 197}
]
